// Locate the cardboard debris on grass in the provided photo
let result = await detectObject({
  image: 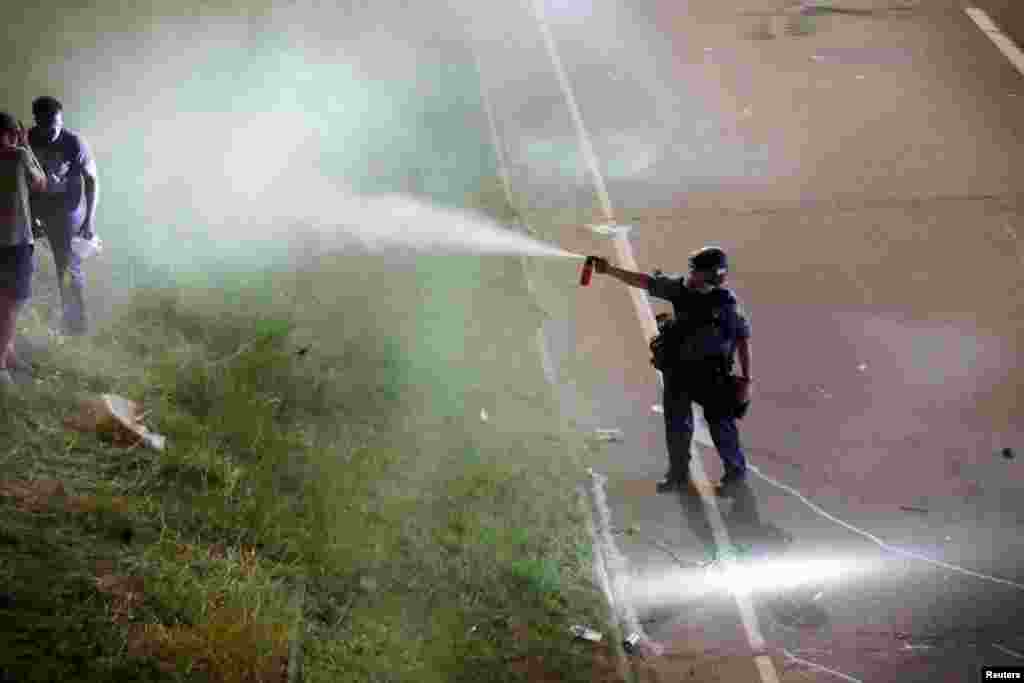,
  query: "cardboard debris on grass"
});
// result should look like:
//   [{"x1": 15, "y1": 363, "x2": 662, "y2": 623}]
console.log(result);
[
  {"x1": 65, "y1": 394, "x2": 166, "y2": 451},
  {"x1": 0, "y1": 477, "x2": 133, "y2": 517},
  {"x1": 0, "y1": 478, "x2": 67, "y2": 513}
]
